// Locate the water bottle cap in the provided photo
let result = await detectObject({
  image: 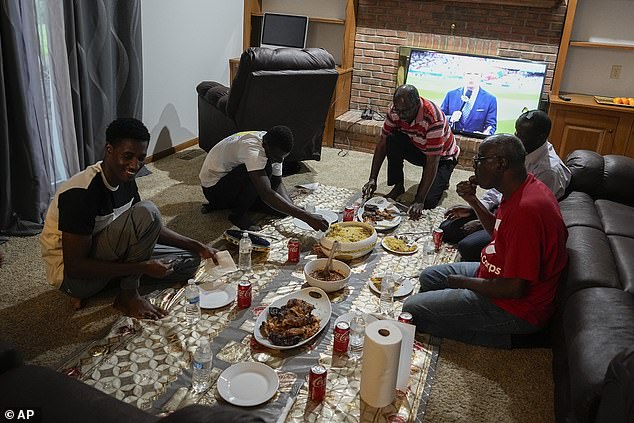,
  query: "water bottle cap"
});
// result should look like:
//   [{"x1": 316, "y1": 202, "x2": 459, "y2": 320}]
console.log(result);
[{"x1": 188, "y1": 279, "x2": 195, "y2": 285}]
